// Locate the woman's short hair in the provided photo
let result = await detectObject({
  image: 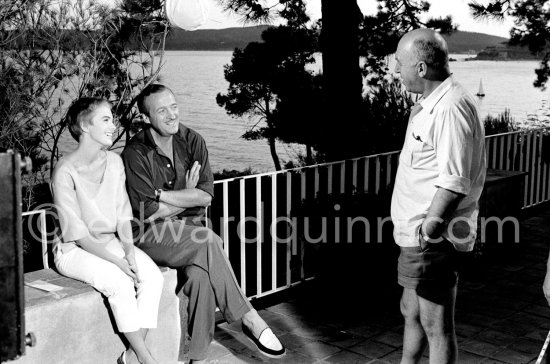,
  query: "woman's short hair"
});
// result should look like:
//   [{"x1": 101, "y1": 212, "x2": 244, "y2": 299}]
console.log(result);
[{"x1": 66, "y1": 97, "x2": 110, "y2": 141}]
